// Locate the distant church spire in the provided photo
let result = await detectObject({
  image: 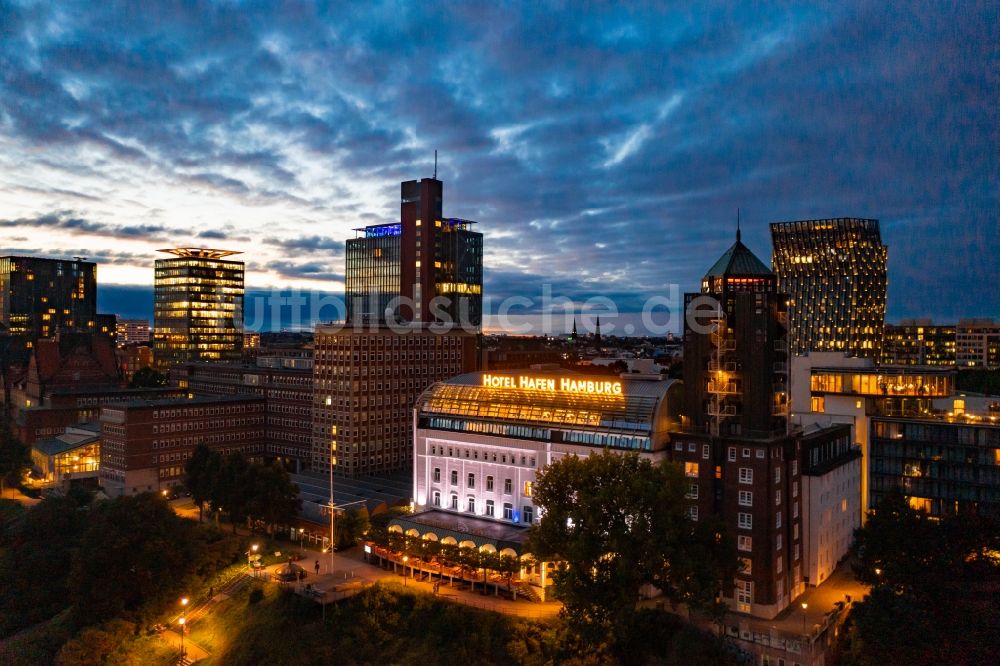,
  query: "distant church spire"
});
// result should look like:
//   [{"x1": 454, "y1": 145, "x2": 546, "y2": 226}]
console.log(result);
[
  {"x1": 571, "y1": 318, "x2": 578, "y2": 341},
  {"x1": 595, "y1": 316, "x2": 602, "y2": 343}
]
